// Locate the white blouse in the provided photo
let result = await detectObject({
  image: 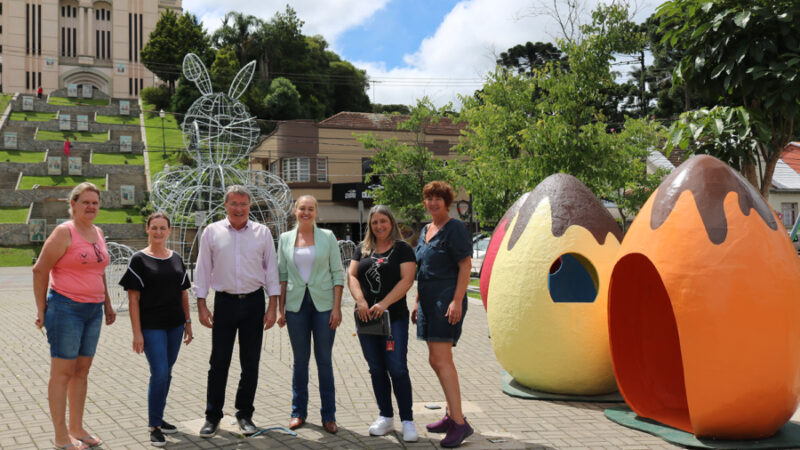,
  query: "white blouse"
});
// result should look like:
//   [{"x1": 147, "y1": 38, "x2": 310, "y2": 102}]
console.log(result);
[{"x1": 294, "y1": 245, "x2": 316, "y2": 284}]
